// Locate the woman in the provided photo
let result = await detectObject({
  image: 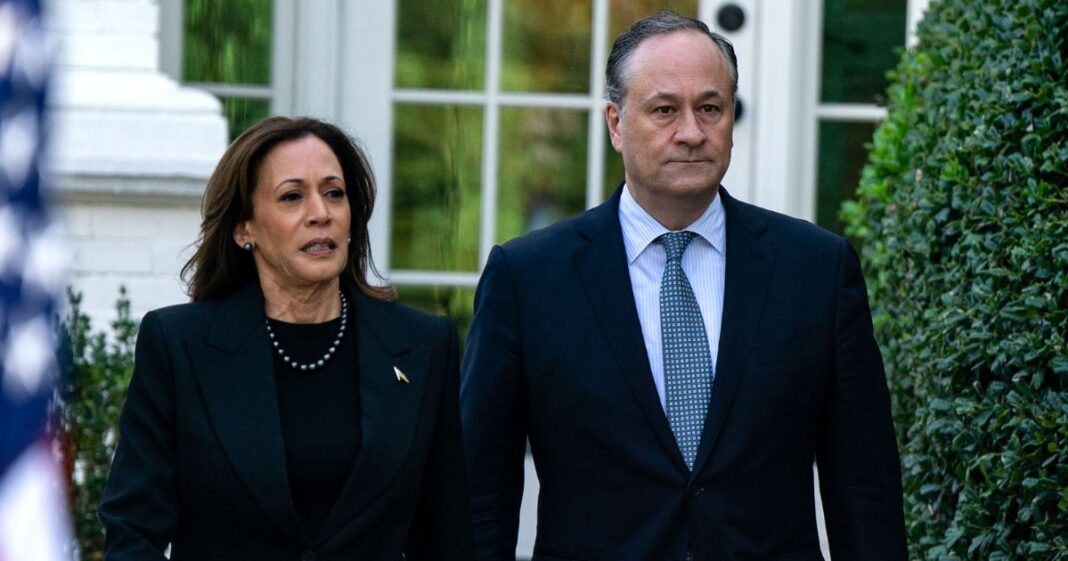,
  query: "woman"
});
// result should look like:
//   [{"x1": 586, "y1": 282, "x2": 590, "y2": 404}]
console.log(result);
[{"x1": 99, "y1": 117, "x2": 473, "y2": 560}]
